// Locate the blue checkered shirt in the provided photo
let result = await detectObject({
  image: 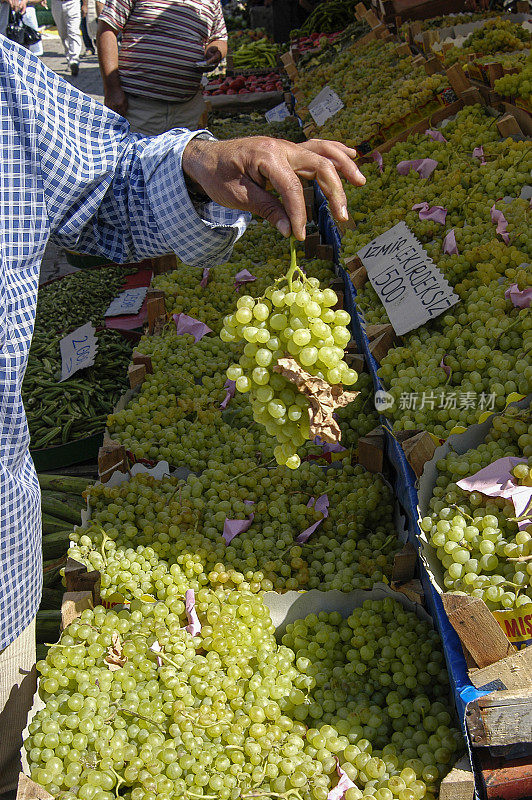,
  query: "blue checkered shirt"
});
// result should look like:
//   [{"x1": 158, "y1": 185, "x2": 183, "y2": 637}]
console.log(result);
[{"x1": 0, "y1": 35, "x2": 248, "y2": 651}]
